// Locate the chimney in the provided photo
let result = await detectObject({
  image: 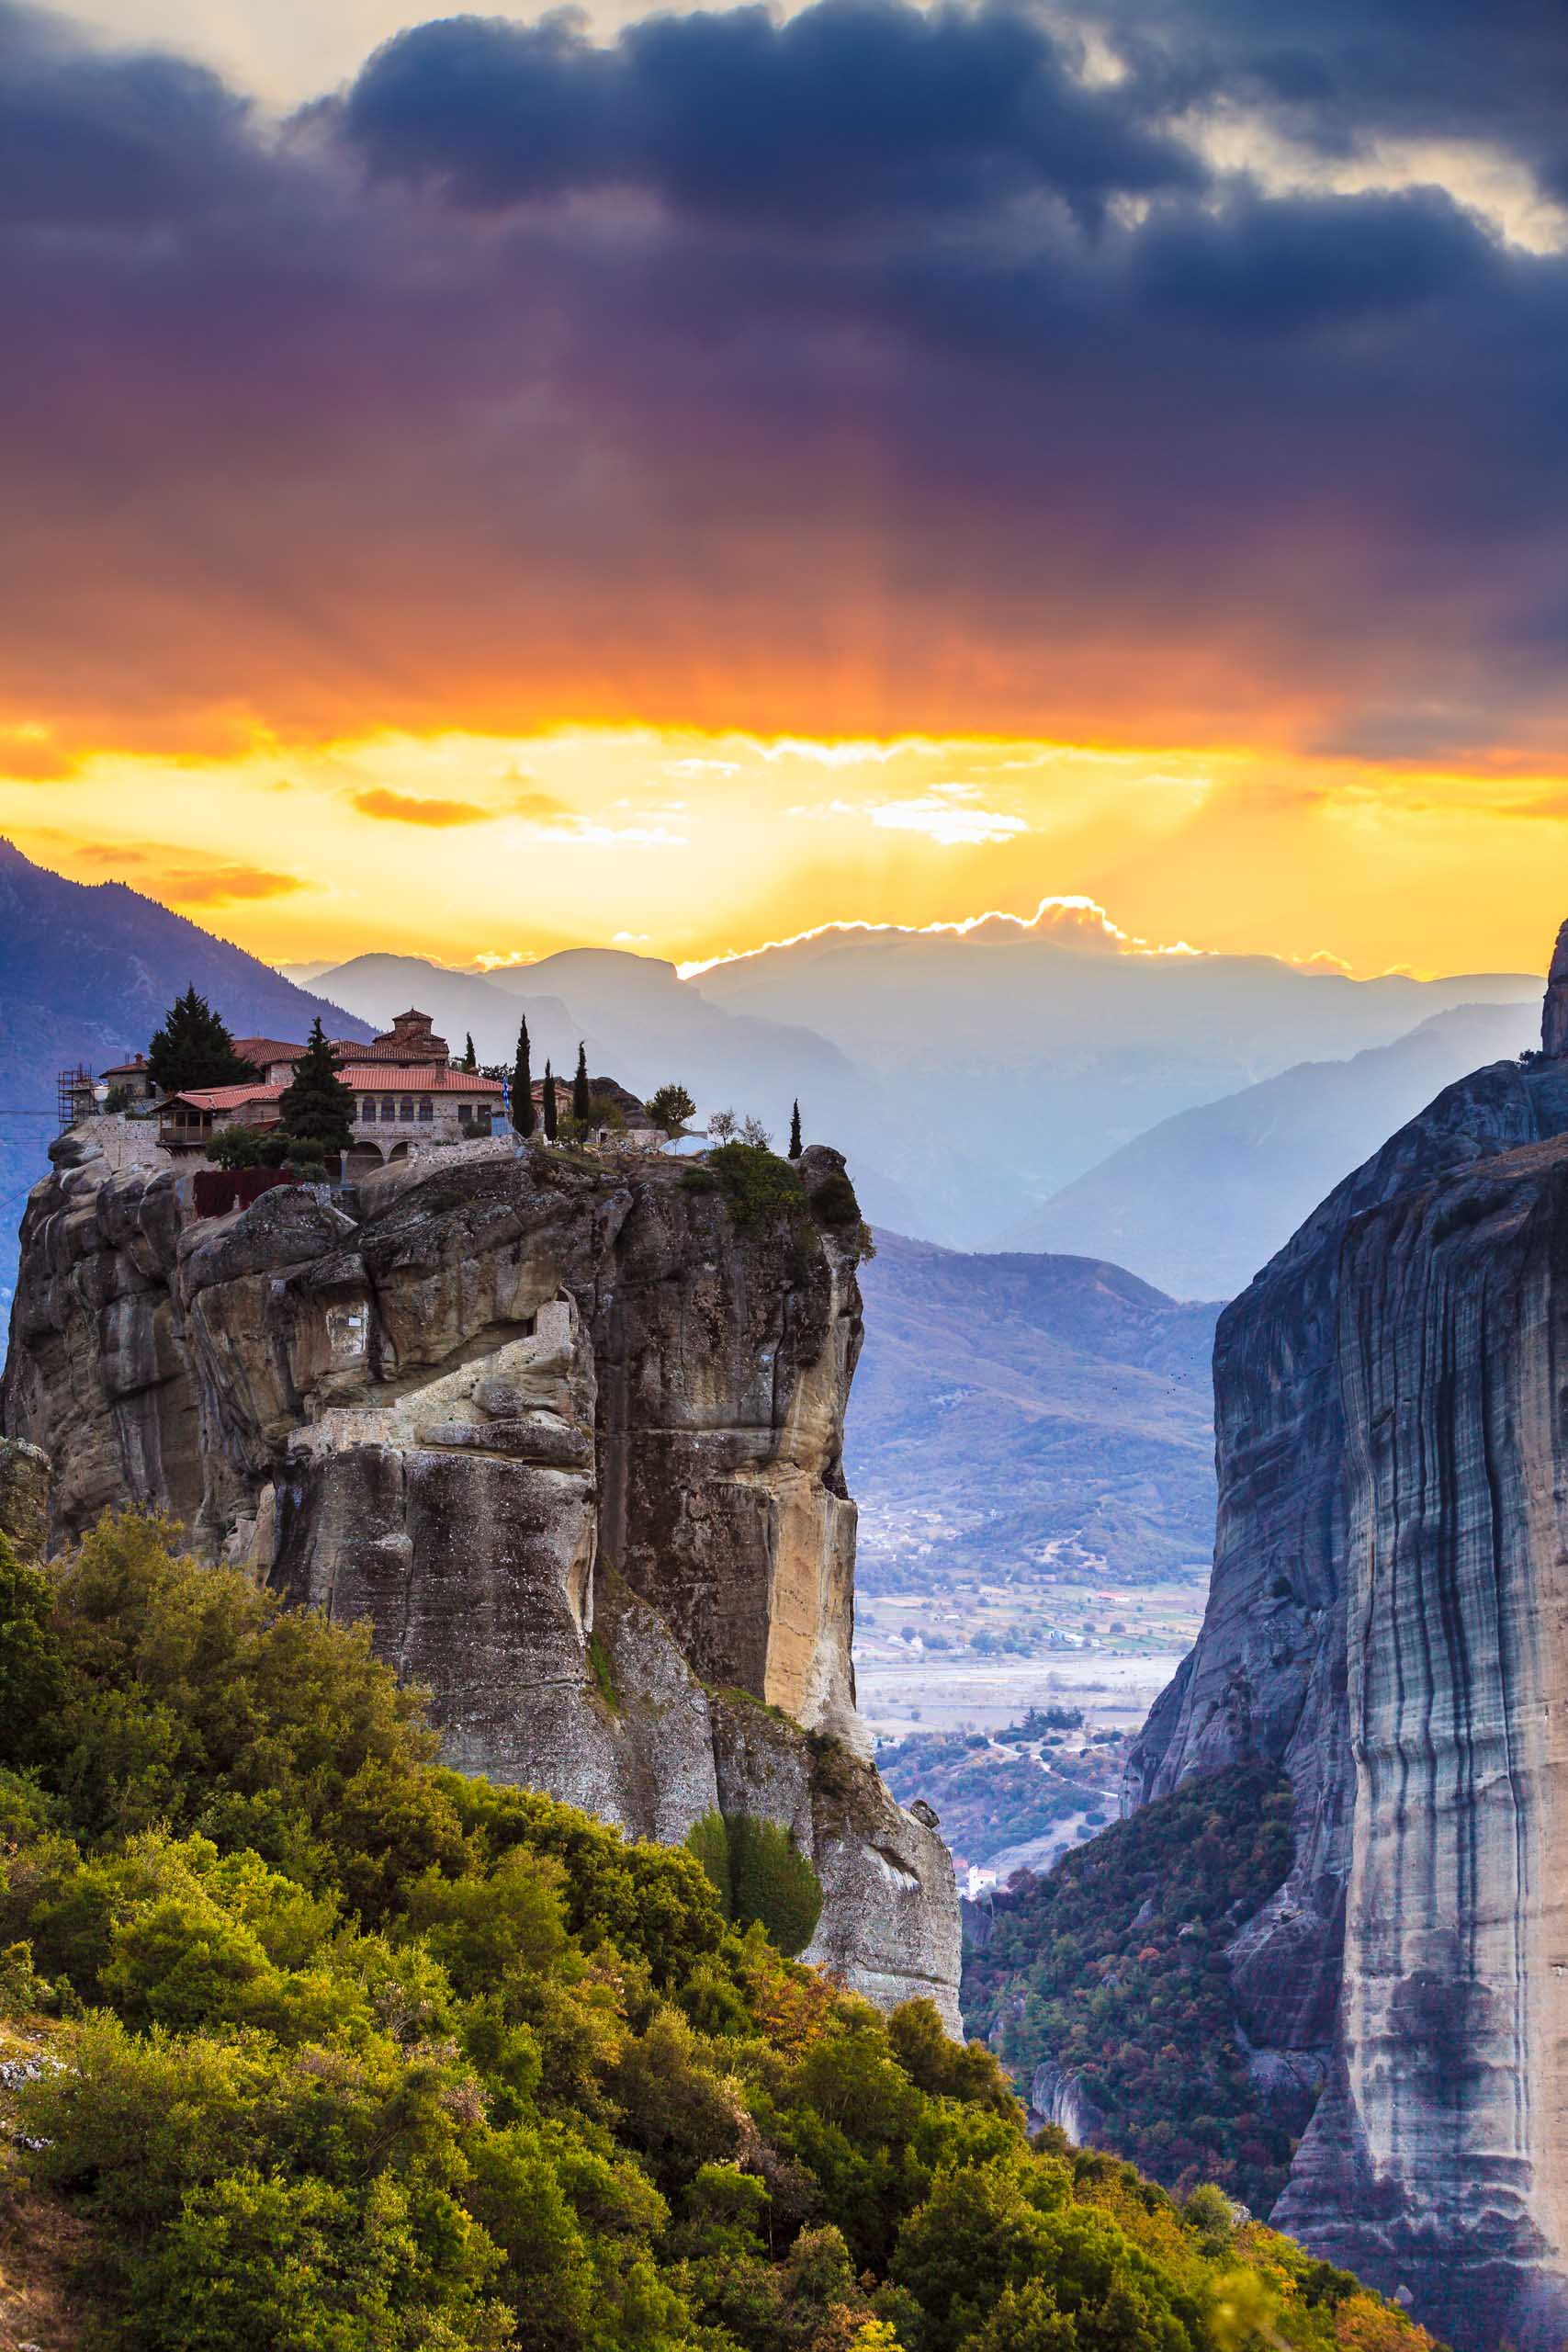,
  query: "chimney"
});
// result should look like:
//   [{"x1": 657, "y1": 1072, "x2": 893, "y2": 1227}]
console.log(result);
[{"x1": 1543, "y1": 919, "x2": 1568, "y2": 1058}]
